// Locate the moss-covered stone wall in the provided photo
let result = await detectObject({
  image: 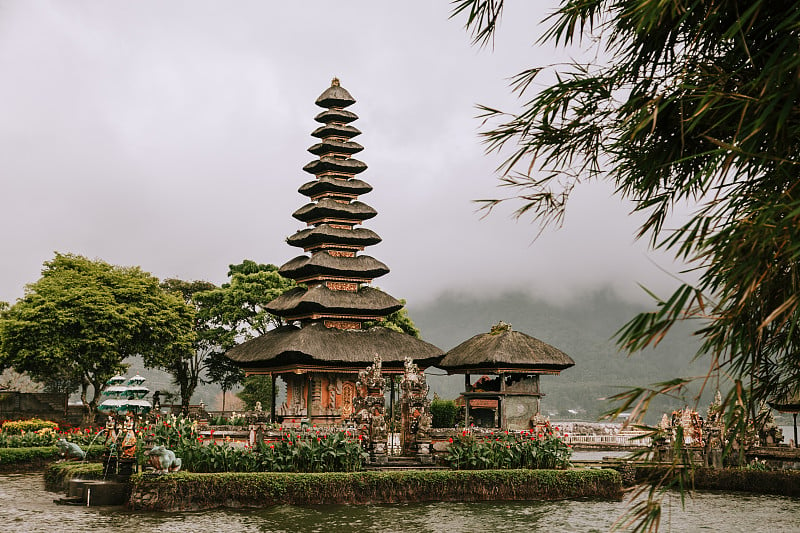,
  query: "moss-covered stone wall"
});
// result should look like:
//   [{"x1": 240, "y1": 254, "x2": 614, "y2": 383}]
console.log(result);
[{"x1": 129, "y1": 469, "x2": 623, "y2": 511}]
